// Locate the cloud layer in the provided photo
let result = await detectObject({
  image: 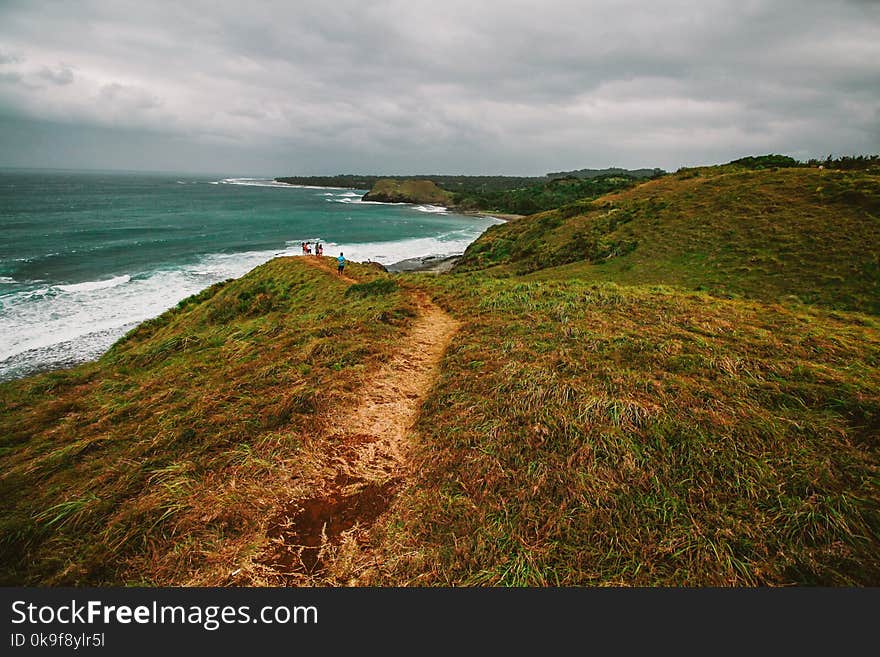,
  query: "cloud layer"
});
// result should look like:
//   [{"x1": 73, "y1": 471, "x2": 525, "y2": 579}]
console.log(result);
[{"x1": 1, "y1": 0, "x2": 878, "y2": 174}]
